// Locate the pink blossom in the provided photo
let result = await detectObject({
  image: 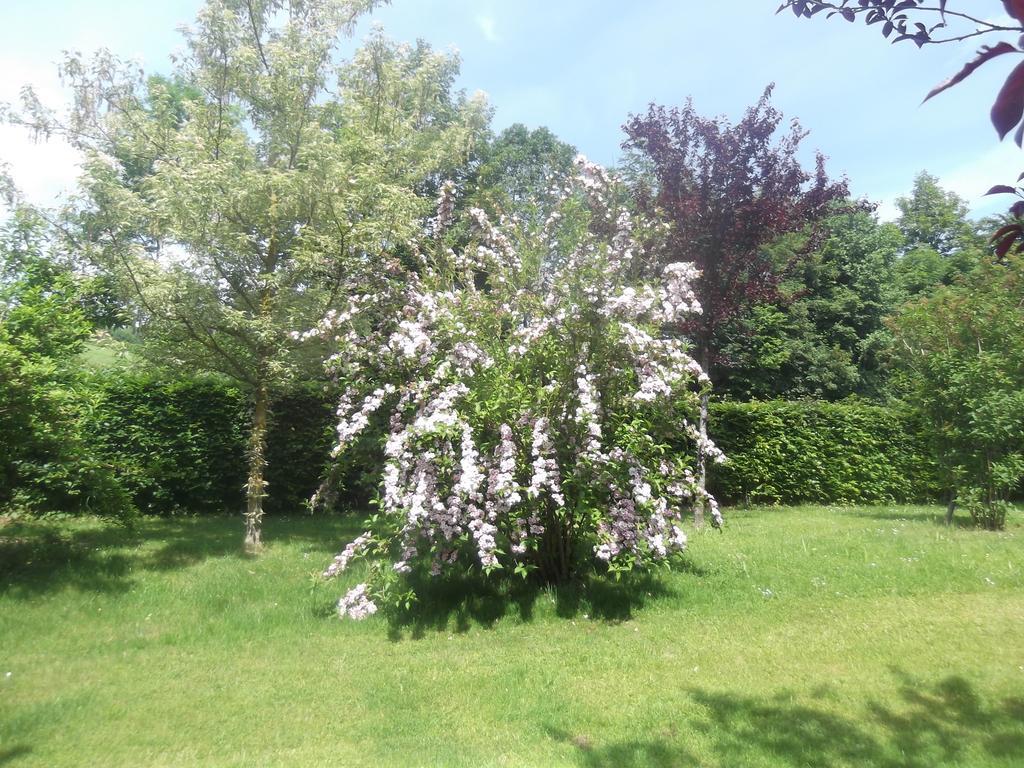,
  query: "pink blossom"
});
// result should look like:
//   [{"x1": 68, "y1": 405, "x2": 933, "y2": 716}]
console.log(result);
[{"x1": 337, "y1": 583, "x2": 378, "y2": 620}]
